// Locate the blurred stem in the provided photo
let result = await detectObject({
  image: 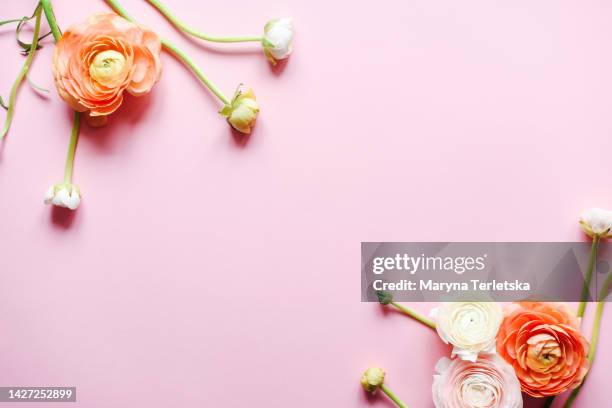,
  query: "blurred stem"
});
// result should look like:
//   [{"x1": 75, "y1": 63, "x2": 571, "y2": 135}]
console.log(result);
[
  {"x1": 63, "y1": 111, "x2": 80, "y2": 183},
  {"x1": 104, "y1": 0, "x2": 230, "y2": 105},
  {"x1": 40, "y1": 0, "x2": 61, "y2": 41},
  {"x1": 1, "y1": 3, "x2": 42, "y2": 140},
  {"x1": 577, "y1": 236, "x2": 600, "y2": 319},
  {"x1": 146, "y1": 0, "x2": 262, "y2": 43},
  {"x1": 563, "y1": 272, "x2": 611, "y2": 408},
  {"x1": 542, "y1": 396, "x2": 555, "y2": 408},
  {"x1": 380, "y1": 384, "x2": 408, "y2": 408},
  {"x1": 390, "y1": 302, "x2": 436, "y2": 330}
]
